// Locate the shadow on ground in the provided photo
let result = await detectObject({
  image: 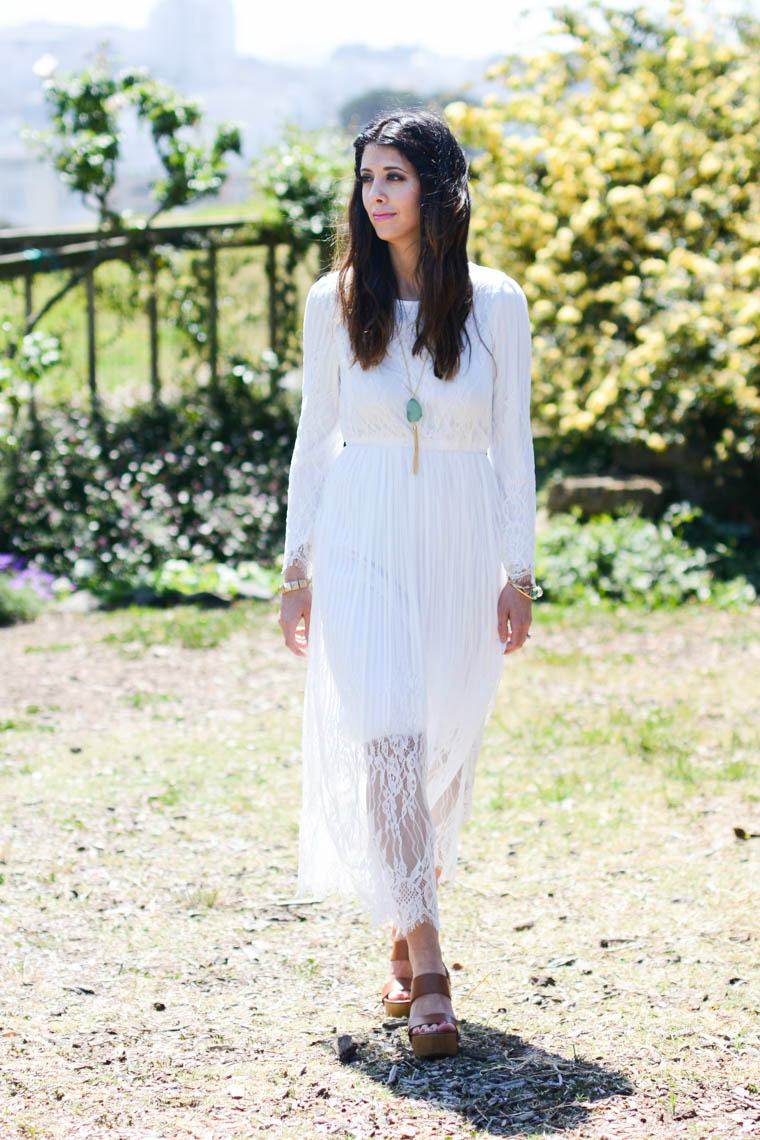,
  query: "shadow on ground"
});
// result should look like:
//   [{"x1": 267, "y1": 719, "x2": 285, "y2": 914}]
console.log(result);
[{"x1": 314, "y1": 1020, "x2": 636, "y2": 1135}]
